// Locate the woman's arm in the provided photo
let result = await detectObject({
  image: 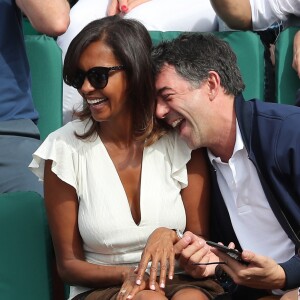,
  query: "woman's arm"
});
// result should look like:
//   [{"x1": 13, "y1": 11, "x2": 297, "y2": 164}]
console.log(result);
[
  {"x1": 178, "y1": 148, "x2": 219, "y2": 278},
  {"x1": 16, "y1": 0, "x2": 70, "y2": 36},
  {"x1": 44, "y1": 160, "x2": 132, "y2": 287},
  {"x1": 181, "y1": 147, "x2": 210, "y2": 238}
]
